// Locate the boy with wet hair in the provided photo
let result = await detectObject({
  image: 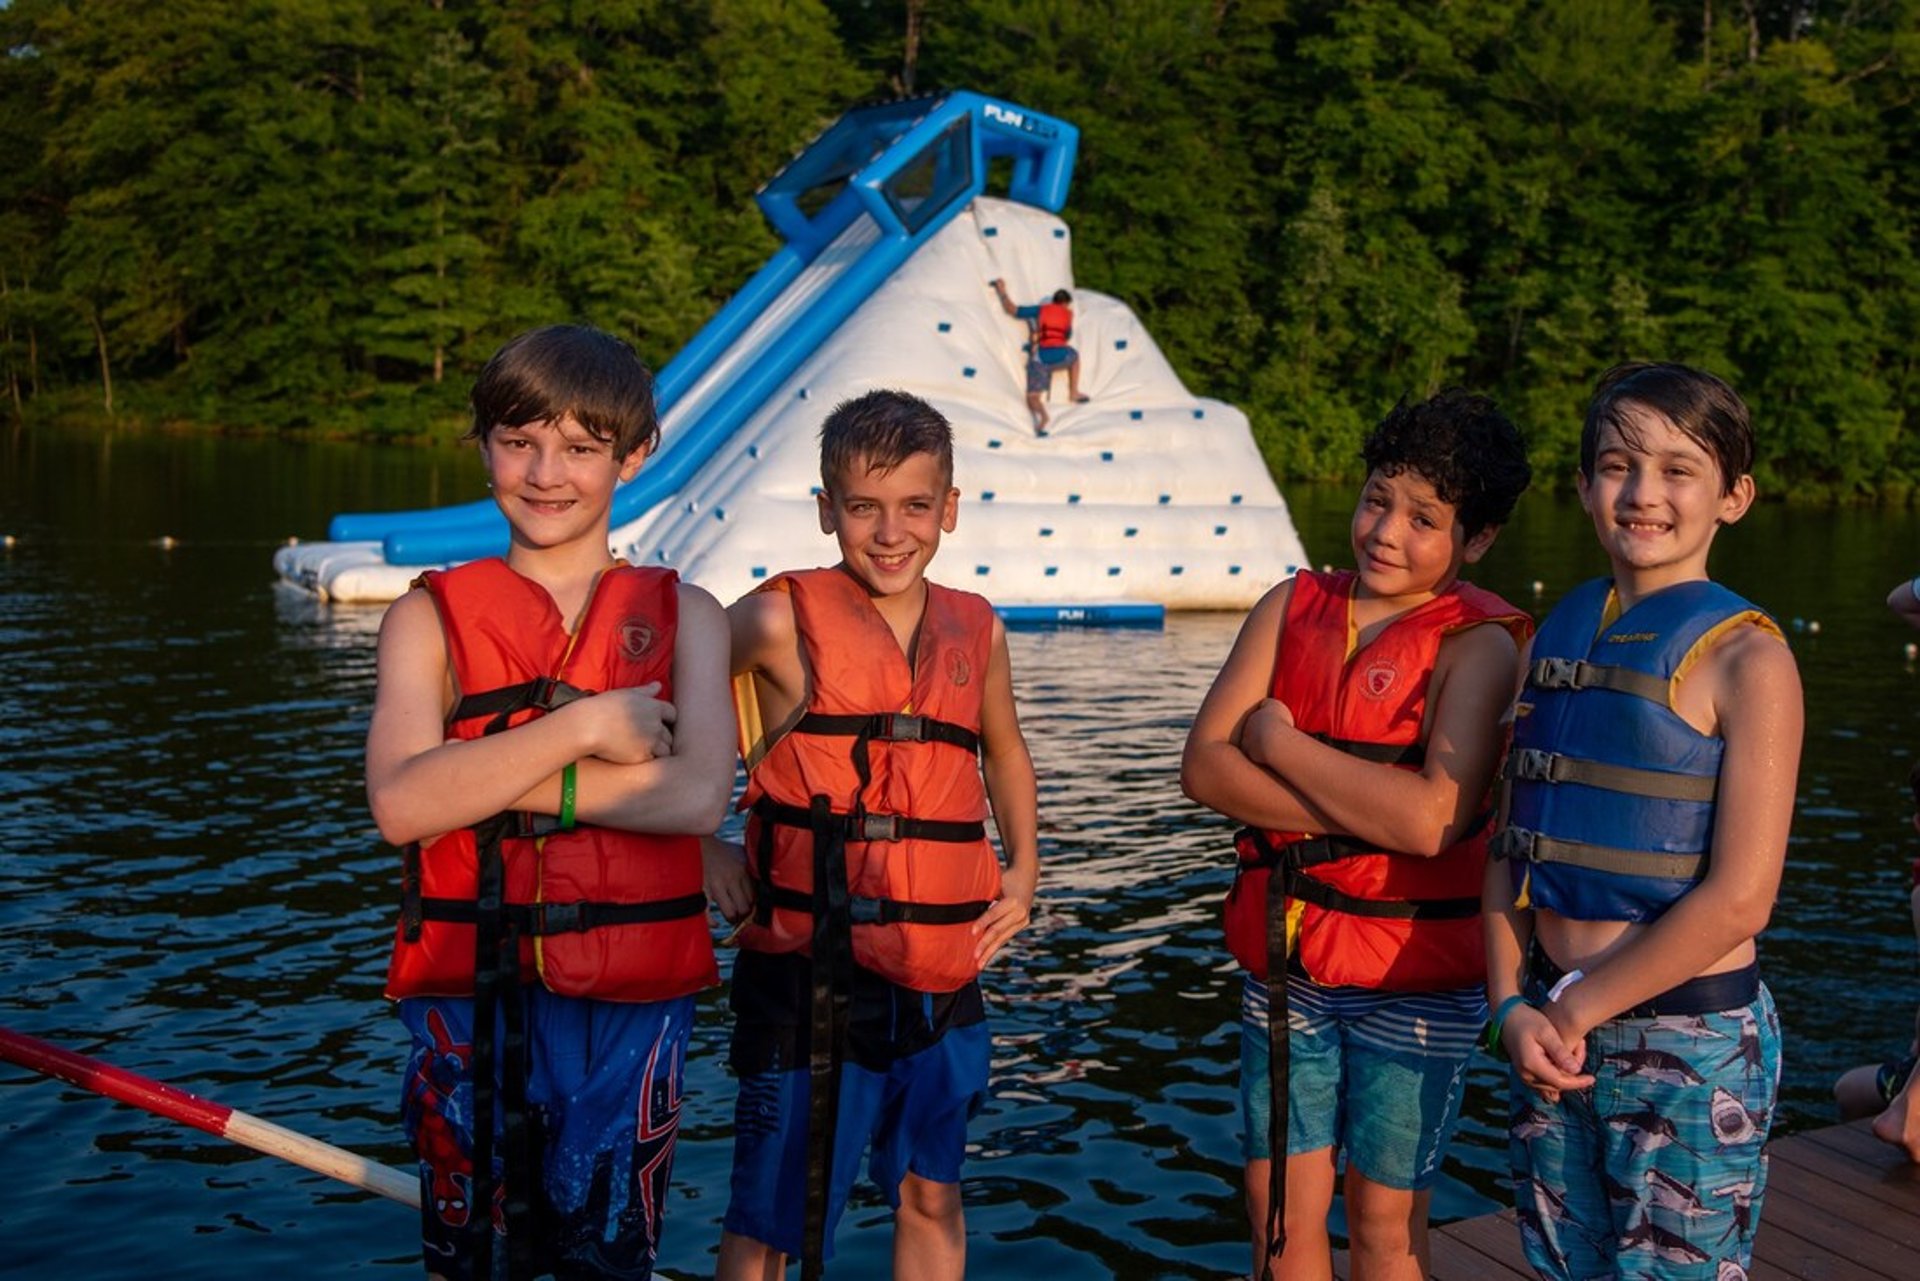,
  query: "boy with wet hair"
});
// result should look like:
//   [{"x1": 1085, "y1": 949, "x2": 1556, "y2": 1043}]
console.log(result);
[
  {"x1": 368, "y1": 324, "x2": 736, "y2": 1279},
  {"x1": 1184, "y1": 389, "x2": 1534, "y2": 1280},
  {"x1": 1487, "y1": 362, "x2": 1803, "y2": 1279},
  {"x1": 714, "y1": 389, "x2": 1040, "y2": 1281}
]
